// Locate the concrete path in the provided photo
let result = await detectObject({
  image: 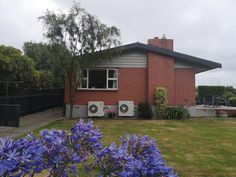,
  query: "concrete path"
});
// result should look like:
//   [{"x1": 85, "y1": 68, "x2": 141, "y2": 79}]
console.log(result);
[{"x1": 0, "y1": 107, "x2": 63, "y2": 139}]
